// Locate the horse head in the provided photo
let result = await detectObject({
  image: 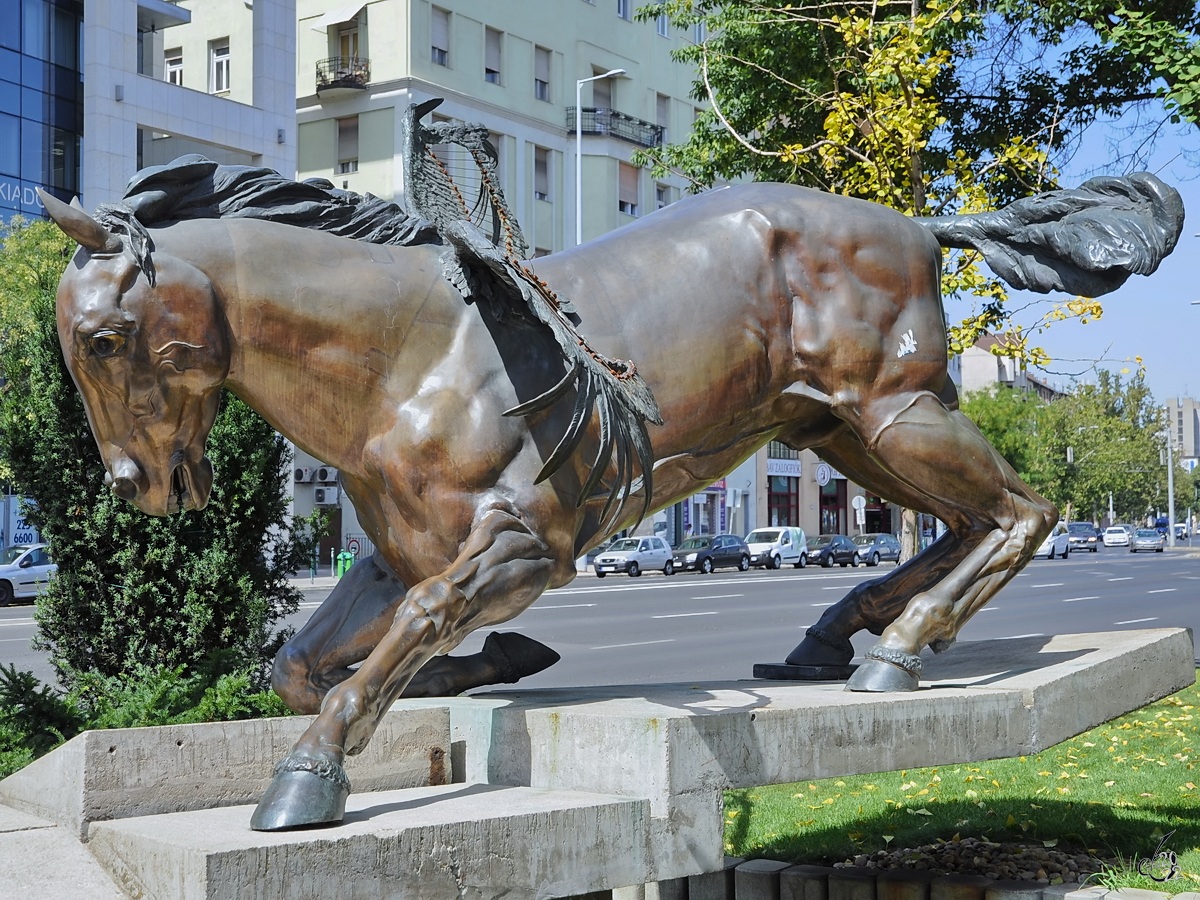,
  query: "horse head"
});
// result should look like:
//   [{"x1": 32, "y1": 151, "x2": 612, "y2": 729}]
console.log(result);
[{"x1": 40, "y1": 189, "x2": 230, "y2": 516}]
